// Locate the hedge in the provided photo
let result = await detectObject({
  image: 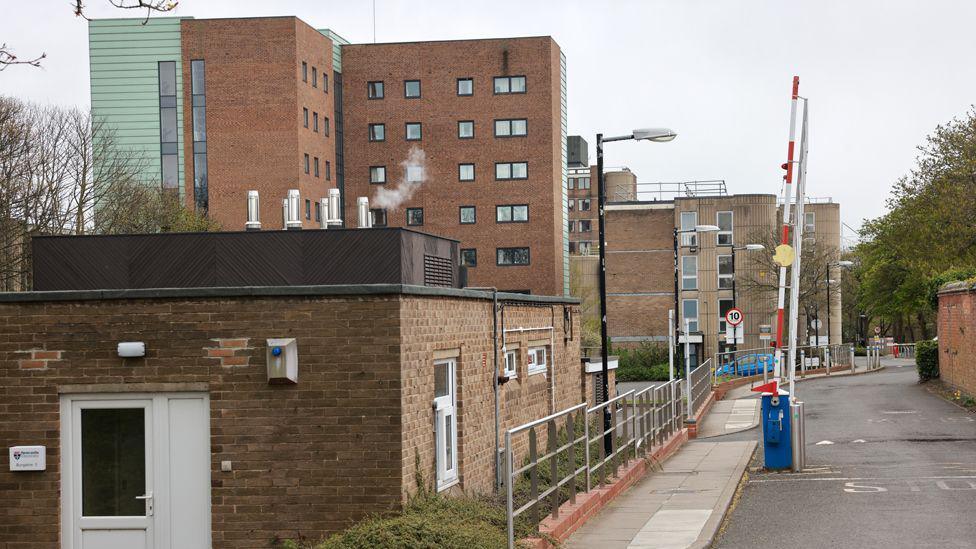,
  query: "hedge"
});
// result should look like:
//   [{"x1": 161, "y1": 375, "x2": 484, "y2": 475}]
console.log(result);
[{"x1": 916, "y1": 339, "x2": 939, "y2": 381}]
